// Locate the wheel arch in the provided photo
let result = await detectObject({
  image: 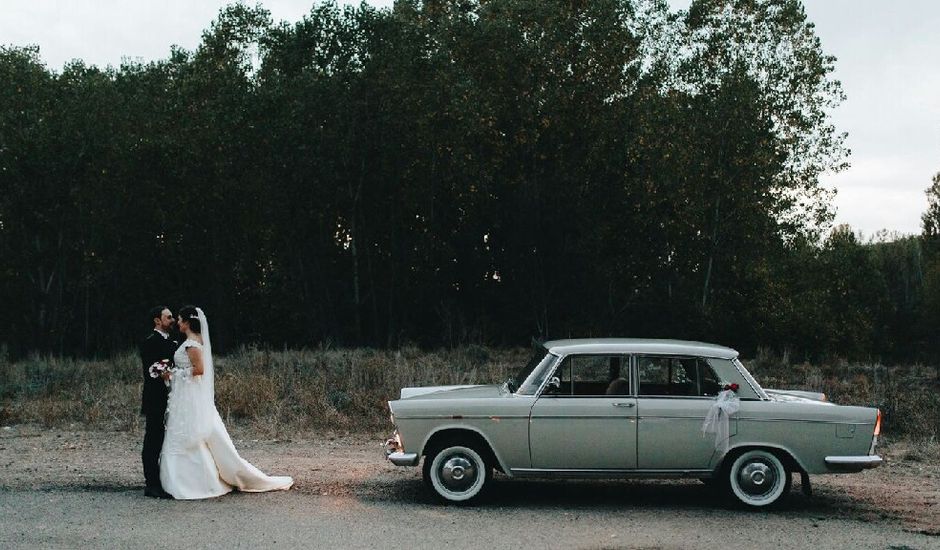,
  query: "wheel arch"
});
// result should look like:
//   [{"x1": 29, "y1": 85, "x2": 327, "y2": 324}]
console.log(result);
[
  {"x1": 420, "y1": 426, "x2": 509, "y2": 474},
  {"x1": 717, "y1": 443, "x2": 808, "y2": 475}
]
